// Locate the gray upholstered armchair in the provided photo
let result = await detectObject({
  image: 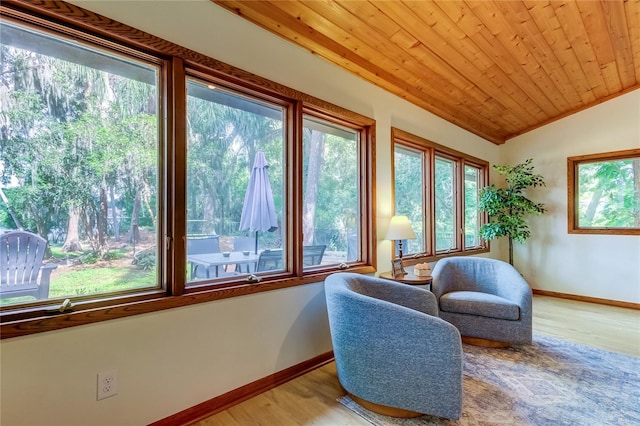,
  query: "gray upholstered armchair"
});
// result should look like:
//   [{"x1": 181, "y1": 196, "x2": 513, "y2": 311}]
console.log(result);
[
  {"x1": 432, "y1": 257, "x2": 532, "y2": 346},
  {"x1": 324, "y1": 273, "x2": 463, "y2": 420}
]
